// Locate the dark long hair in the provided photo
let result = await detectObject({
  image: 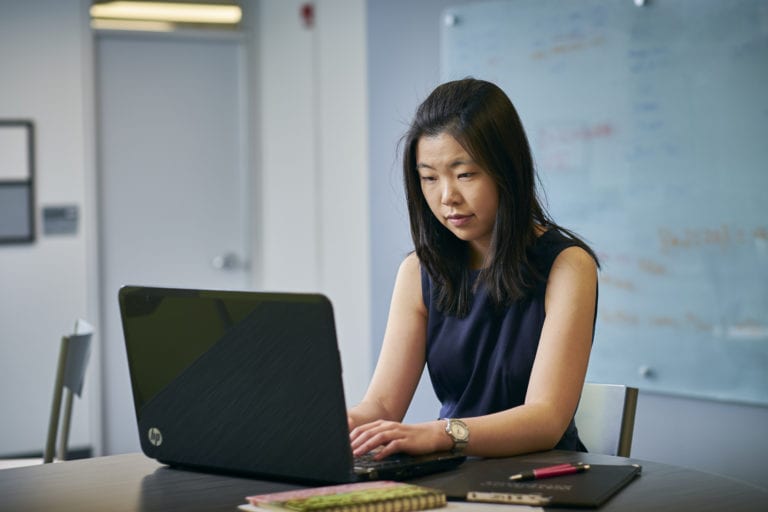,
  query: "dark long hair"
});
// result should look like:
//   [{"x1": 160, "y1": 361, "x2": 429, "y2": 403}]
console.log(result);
[{"x1": 403, "y1": 78, "x2": 598, "y2": 316}]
